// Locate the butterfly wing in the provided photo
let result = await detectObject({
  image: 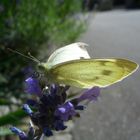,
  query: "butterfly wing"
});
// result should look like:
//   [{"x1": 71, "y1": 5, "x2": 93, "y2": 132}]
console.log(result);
[
  {"x1": 49, "y1": 59, "x2": 138, "y2": 88},
  {"x1": 47, "y1": 42, "x2": 90, "y2": 67}
]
